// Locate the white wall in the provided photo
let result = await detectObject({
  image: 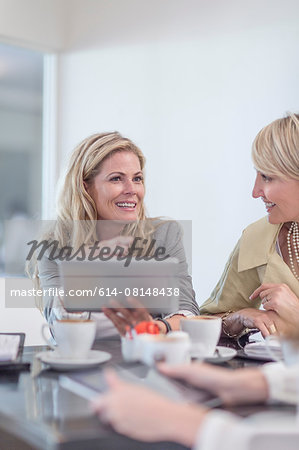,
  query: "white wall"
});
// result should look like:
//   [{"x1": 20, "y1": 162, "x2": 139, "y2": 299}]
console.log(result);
[{"x1": 58, "y1": 0, "x2": 299, "y2": 303}]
